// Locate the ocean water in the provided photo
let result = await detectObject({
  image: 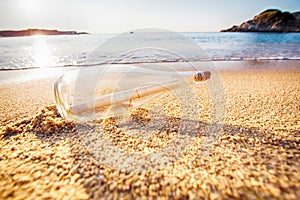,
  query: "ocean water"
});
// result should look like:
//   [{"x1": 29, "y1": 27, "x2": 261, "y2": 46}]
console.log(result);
[{"x1": 0, "y1": 32, "x2": 299, "y2": 70}]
